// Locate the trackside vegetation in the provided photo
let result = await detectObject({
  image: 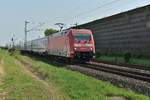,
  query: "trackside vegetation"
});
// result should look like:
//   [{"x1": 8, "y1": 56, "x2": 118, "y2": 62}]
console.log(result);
[
  {"x1": 12, "y1": 51, "x2": 150, "y2": 100},
  {"x1": 96, "y1": 55, "x2": 150, "y2": 67},
  {"x1": 0, "y1": 49, "x2": 66, "y2": 100}
]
